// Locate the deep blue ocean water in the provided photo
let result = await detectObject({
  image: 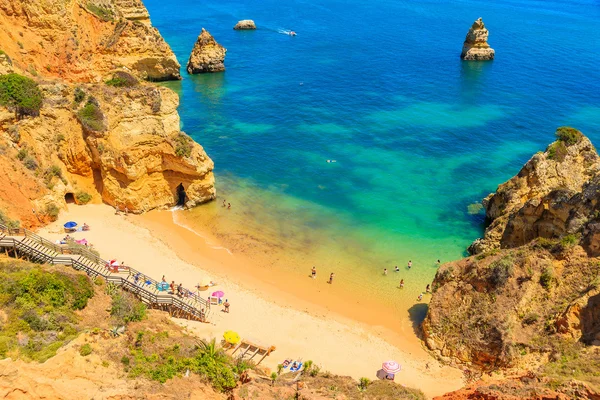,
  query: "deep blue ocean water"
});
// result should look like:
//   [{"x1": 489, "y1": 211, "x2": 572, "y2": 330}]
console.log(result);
[{"x1": 144, "y1": 0, "x2": 600, "y2": 303}]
